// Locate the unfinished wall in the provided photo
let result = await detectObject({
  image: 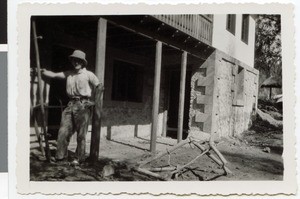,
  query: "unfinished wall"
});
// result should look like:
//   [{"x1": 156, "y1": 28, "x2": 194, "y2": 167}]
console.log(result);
[
  {"x1": 189, "y1": 51, "x2": 216, "y2": 140},
  {"x1": 100, "y1": 47, "x2": 166, "y2": 139},
  {"x1": 189, "y1": 49, "x2": 259, "y2": 140},
  {"x1": 213, "y1": 50, "x2": 259, "y2": 139}
]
